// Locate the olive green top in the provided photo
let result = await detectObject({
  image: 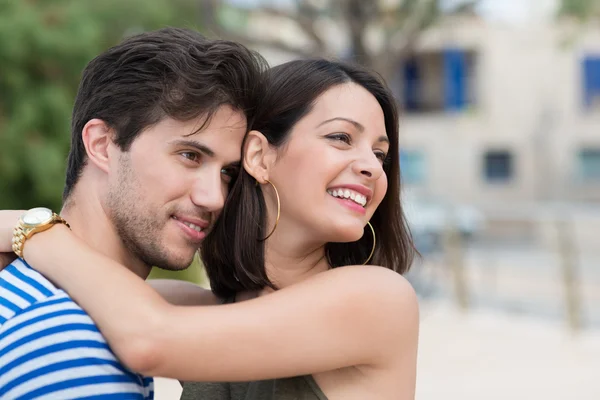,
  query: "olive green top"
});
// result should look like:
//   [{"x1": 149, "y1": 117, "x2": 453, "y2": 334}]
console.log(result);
[
  {"x1": 180, "y1": 375, "x2": 328, "y2": 400},
  {"x1": 179, "y1": 294, "x2": 327, "y2": 400}
]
